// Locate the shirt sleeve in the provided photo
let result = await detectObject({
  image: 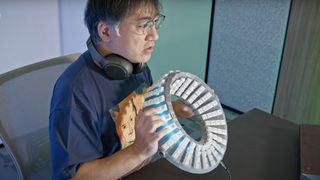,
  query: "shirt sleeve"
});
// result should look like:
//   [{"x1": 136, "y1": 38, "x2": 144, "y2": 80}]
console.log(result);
[{"x1": 49, "y1": 107, "x2": 103, "y2": 180}]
